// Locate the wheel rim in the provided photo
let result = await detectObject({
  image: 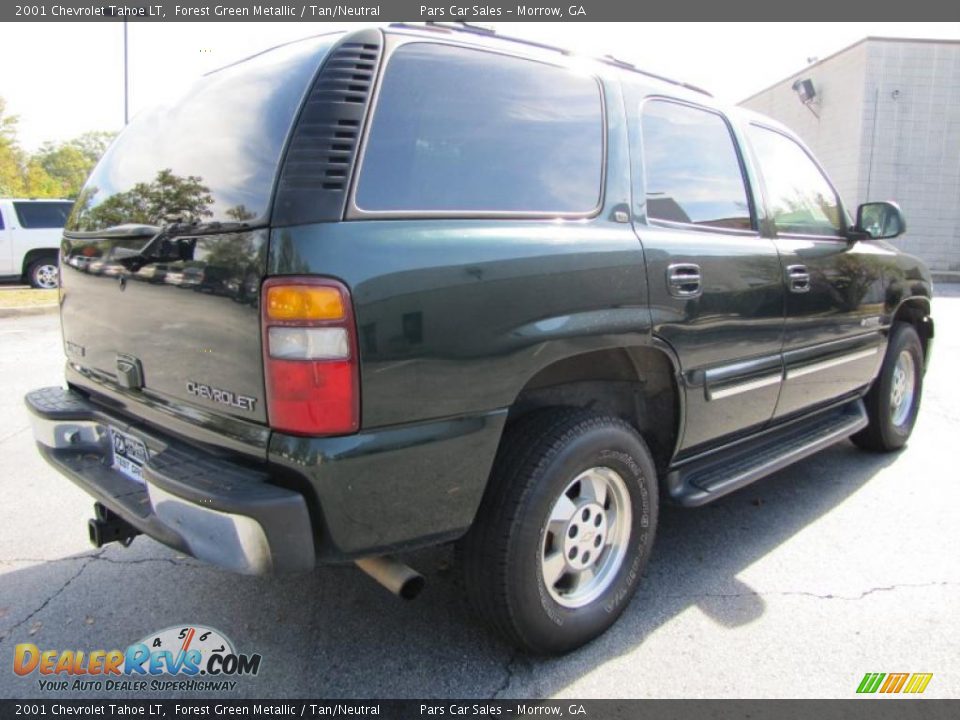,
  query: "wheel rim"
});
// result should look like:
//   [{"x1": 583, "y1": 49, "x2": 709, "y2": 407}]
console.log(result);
[
  {"x1": 34, "y1": 264, "x2": 59, "y2": 289},
  {"x1": 889, "y1": 350, "x2": 916, "y2": 427},
  {"x1": 540, "y1": 466, "x2": 632, "y2": 609}
]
